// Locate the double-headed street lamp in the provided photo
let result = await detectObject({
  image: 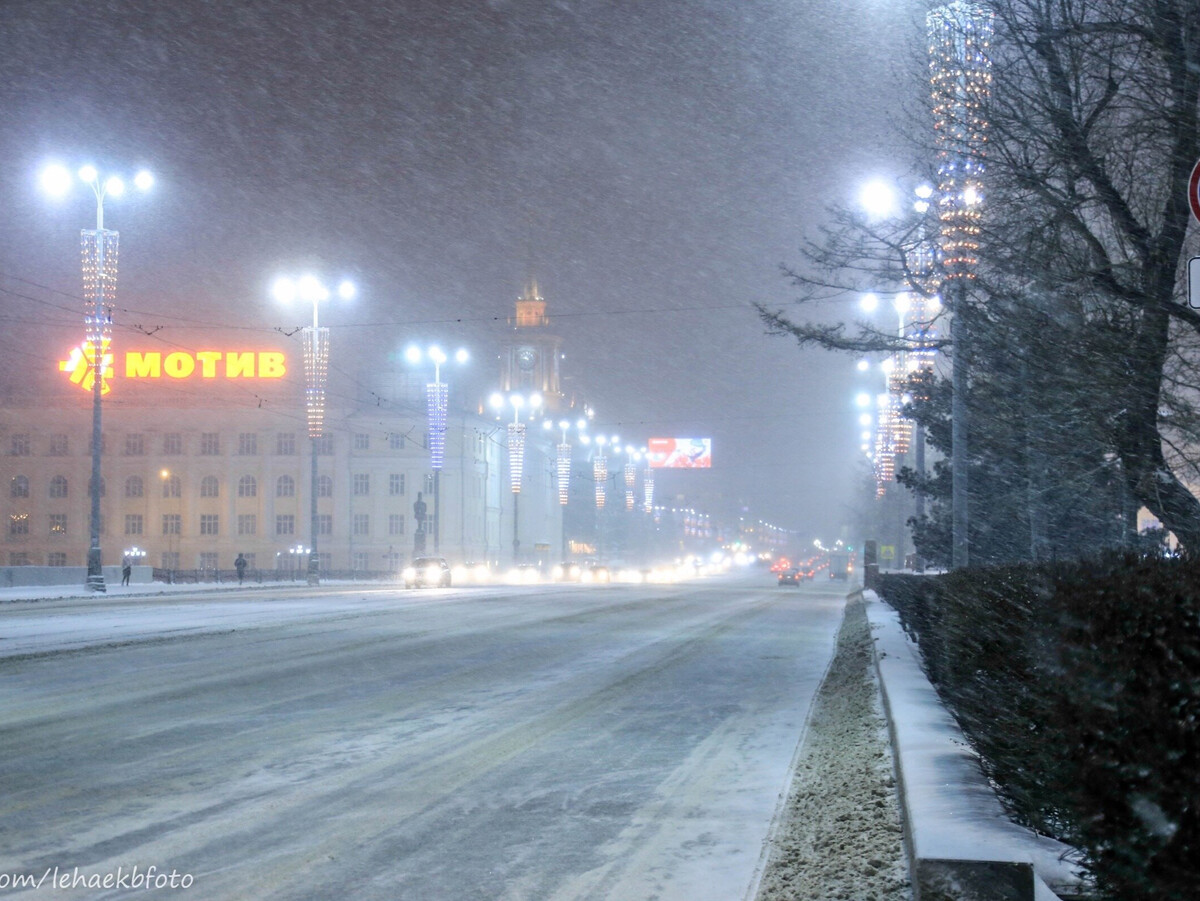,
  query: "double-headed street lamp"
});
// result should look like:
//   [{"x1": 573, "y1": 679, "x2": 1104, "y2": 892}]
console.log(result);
[
  {"x1": 489, "y1": 391, "x2": 543, "y2": 561},
  {"x1": 544, "y1": 416, "x2": 589, "y2": 558},
  {"x1": 274, "y1": 274, "x2": 355, "y2": 584},
  {"x1": 406, "y1": 344, "x2": 468, "y2": 555},
  {"x1": 42, "y1": 163, "x2": 153, "y2": 592}
]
